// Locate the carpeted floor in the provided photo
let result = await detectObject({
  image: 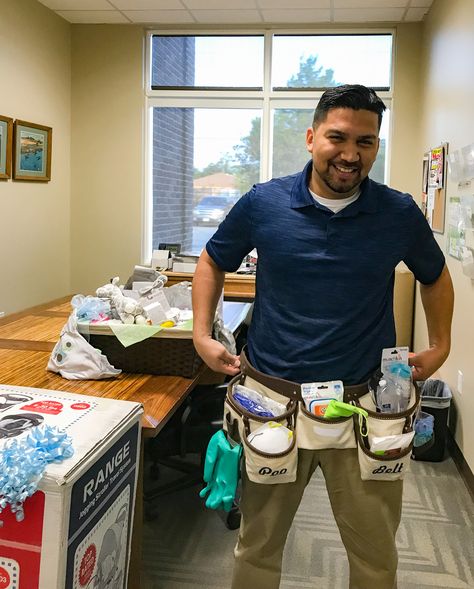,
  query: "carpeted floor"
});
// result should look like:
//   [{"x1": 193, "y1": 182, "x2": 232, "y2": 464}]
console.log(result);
[{"x1": 142, "y1": 457, "x2": 474, "y2": 589}]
